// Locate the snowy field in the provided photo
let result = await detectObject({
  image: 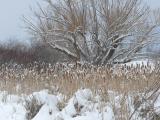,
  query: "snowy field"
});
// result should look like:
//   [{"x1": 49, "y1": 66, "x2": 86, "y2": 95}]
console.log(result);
[
  {"x1": 0, "y1": 88, "x2": 159, "y2": 120},
  {"x1": 0, "y1": 89, "x2": 114, "y2": 120},
  {"x1": 0, "y1": 0, "x2": 160, "y2": 119}
]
